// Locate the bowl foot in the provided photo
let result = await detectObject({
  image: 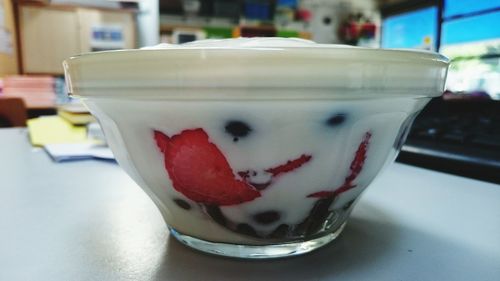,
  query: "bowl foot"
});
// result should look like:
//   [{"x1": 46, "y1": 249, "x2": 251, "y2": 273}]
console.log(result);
[{"x1": 168, "y1": 222, "x2": 346, "y2": 259}]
